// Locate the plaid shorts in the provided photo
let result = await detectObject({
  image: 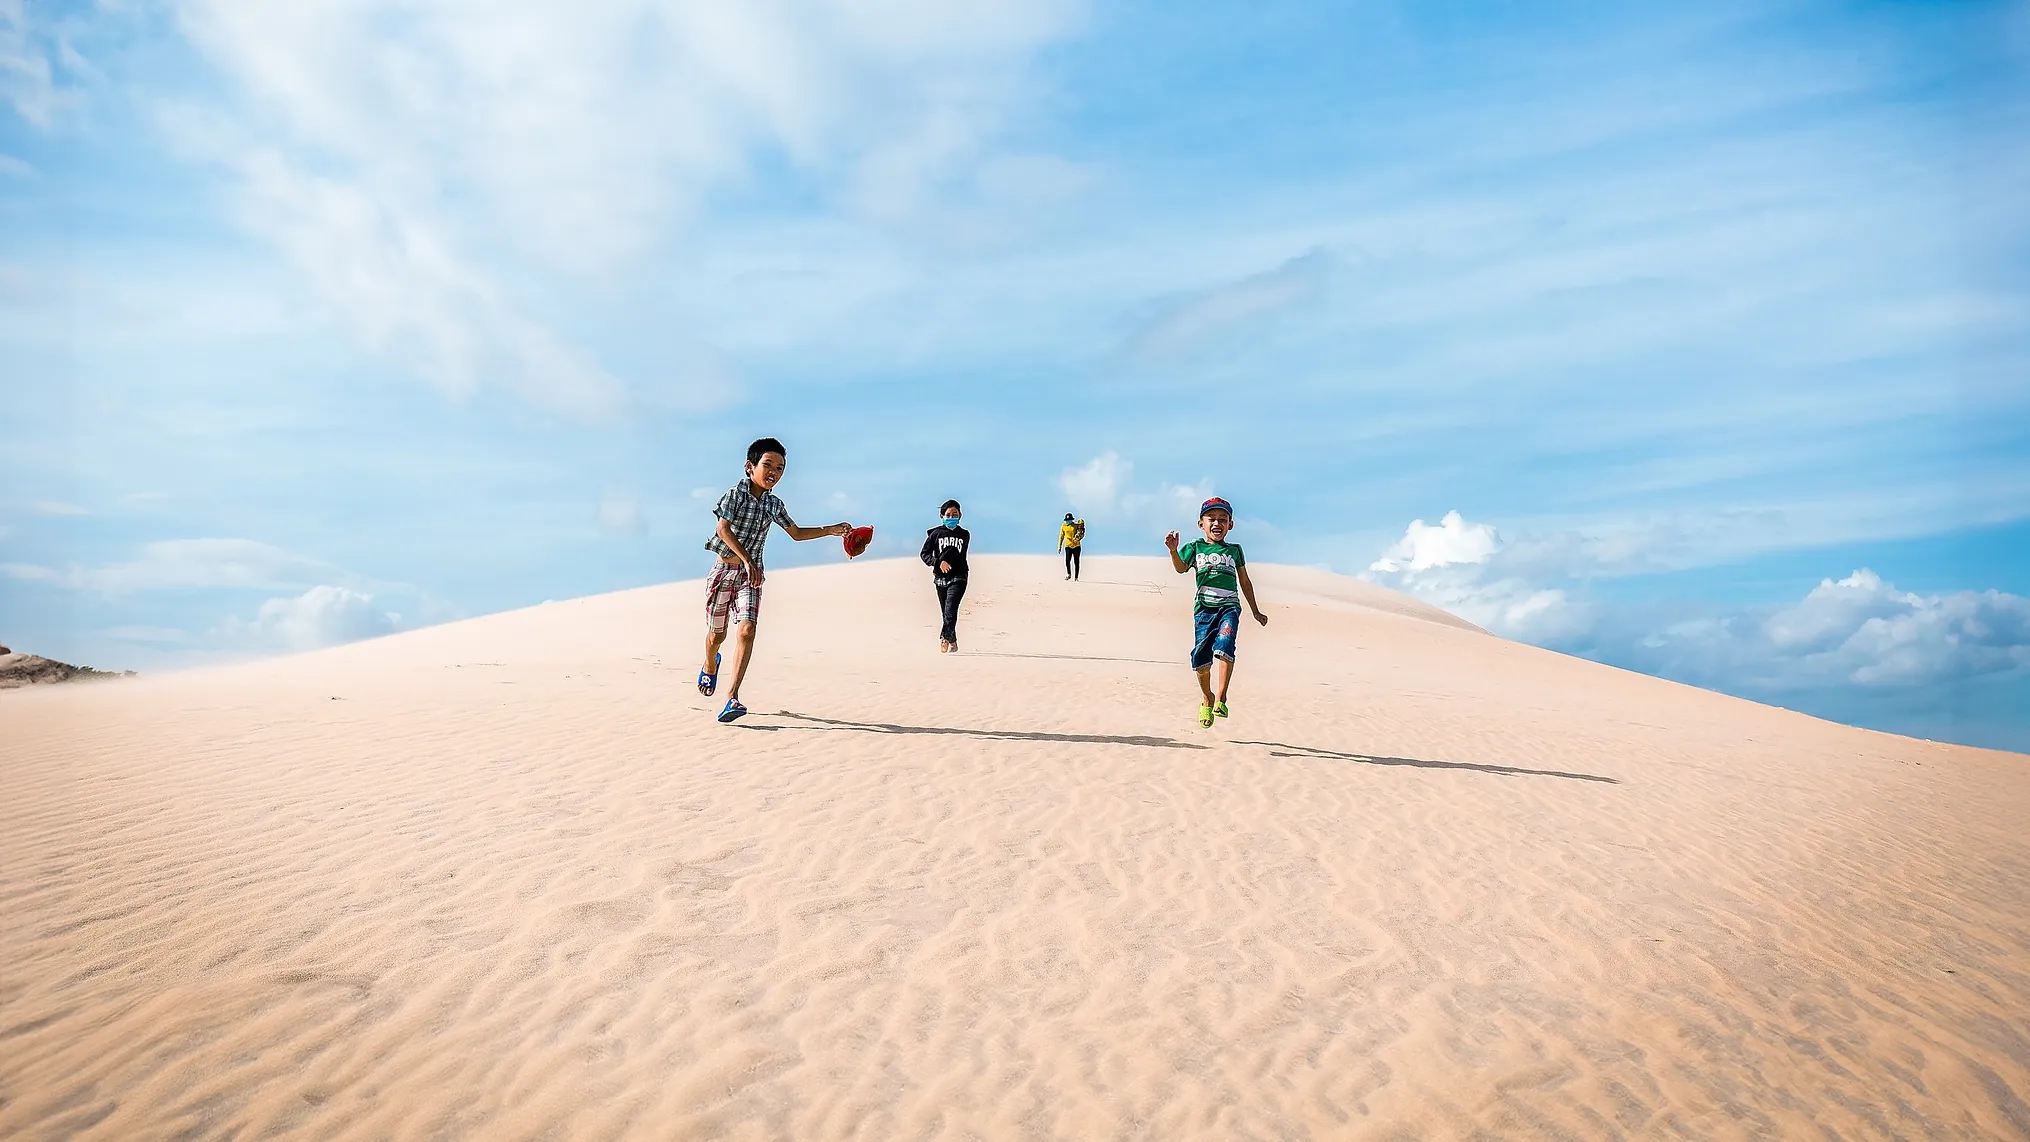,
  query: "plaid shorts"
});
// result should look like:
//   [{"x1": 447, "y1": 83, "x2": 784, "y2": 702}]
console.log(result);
[{"x1": 704, "y1": 561, "x2": 761, "y2": 633}]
